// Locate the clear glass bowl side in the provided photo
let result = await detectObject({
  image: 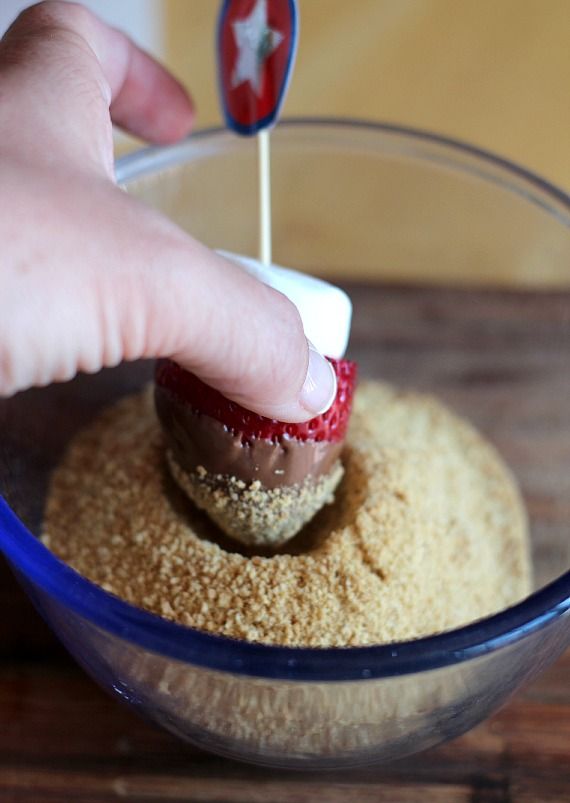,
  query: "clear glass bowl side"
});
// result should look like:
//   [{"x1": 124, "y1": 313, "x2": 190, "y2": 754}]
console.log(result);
[
  {"x1": 17, "y1": 570, "x2": 570, "y2": 768},
  {"x1": 1, "y1": 121, "x2": 570, "y2": 767},
  {"x1": 118, "y1": 120, "x2": 570, "y2": 287}
]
